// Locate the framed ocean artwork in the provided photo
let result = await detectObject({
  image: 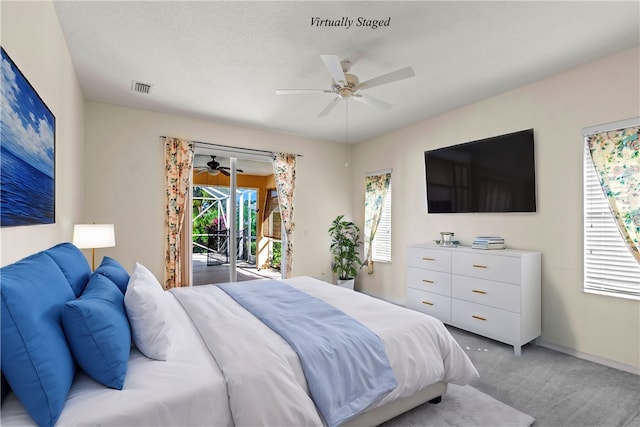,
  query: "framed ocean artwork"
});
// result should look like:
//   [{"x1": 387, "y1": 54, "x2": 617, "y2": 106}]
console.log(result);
[{"x1": 1, "y1": 47, "x2": 55, "y2": 227}]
